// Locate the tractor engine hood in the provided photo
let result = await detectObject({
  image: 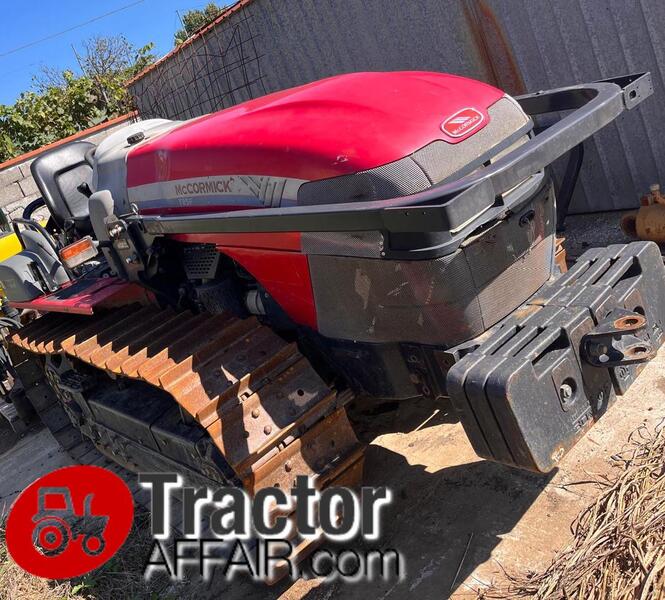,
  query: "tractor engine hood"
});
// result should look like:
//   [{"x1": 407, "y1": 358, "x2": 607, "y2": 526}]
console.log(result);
[{"x1": 124, "y1": 71, "x2": 531, "y2": 215}]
